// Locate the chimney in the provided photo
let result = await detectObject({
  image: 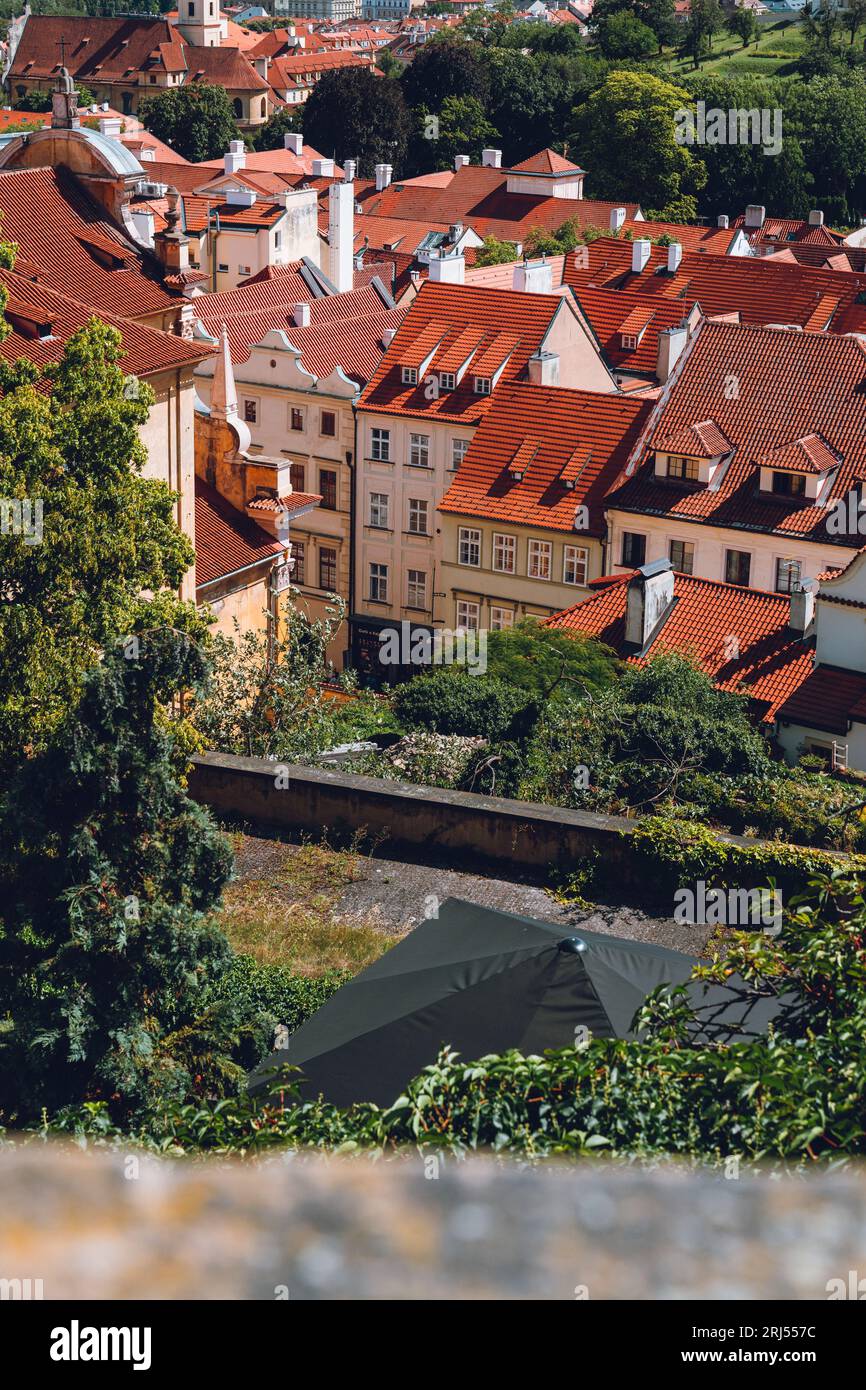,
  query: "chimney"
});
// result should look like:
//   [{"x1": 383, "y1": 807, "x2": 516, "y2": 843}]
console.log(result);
[
  {"x1": 717, "y1": 213, "x2": 729, "y2": 229},
  {"x1": 449, "y1": 222, "x2": 464, "y2": 242},
  {"x1": 381, "y1": 326, "x2": 397, "y2": 348},
  {"x1": 152, "y1": 186, "x2": 189, "y2": 275},
  {"x1": 427, "y1": 250, "x2": 465, "y2": 285},
  {"x1": 343, "y1": 158, "x2": 356, "y2": 183},
  {"x1": 527, "y1": 351, "x2": 559, "y2": 387},
  {"x1": 631, "y1": 239, "x2": 651, "y2": 274},
  {"x1": 610, "y1": 206, "x2": 626, "y2": 233},
  {"x1": 808, "y1": 209, "x2": 824, "y2": 227},
  {"x1": 454, "y1": 154, "x2": 470, "y2": 171},
  {"x1": 374, "y1": 163, "x2": 392, "y2": 192},
  {"x1": 224, "y1": 139, "x2": 246, "y2": 176},
  {"x1": 98, "y1": 115, "x2": 122, "y2": 140},
  {"x1": 293, "y1": 302, "x2": 311, "y2": 327},
  {"x1": 788, "y1": 579, "x2": 816, "y2": 634},
  {"x1": 666, "y1": 241, "x2": 682, "y2": 273},
  {"x1": 328, "y1": 179, "x2": 354, "y2": 294},
  {"x1": 512, "y1": 258, "x2": 553, "y2": 294},
  {"x1": 283, "y1": 132, "x2": 304, "y2": 155},
  {"x1": 312, "y1": 157, "x2": 335, "y2": 178},
  {"x1": 624, "y1": 559, "x2": 675, "y2": 649},
  {"x1": 656, "y1": 324, "x2": 688, "y2": 383},
  {"x1": 745, "y1": 203, "x2": 766, "y2": 229},
  {"x1": 481, "y1": 148, "x2": 502, "y2": 168}
]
